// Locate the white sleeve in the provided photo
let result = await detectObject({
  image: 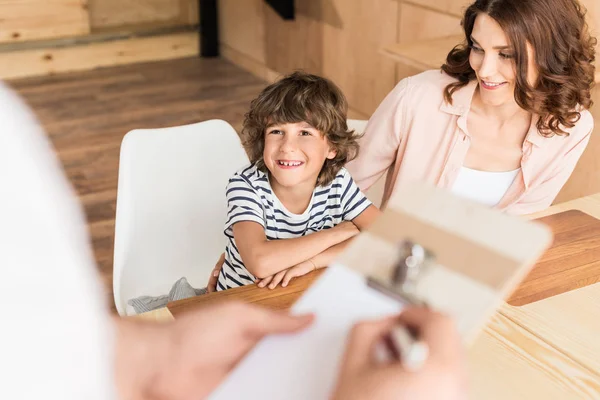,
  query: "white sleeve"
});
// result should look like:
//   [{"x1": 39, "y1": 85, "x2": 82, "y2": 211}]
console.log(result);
[{"x1": 0, "y1": 83, "x2": 116, "y2": 400}]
